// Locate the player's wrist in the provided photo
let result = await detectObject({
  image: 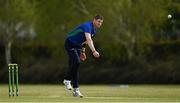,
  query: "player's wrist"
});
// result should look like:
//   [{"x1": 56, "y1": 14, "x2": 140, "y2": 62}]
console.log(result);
[
  {"x1": 81, "y1": 49, "x2": 85, "y2": 53},
  {"x1": 92, "y1": 50, "x2": 96, "y2": 53}
]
